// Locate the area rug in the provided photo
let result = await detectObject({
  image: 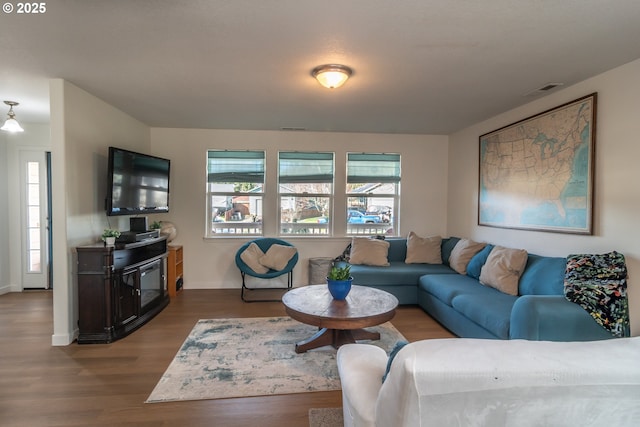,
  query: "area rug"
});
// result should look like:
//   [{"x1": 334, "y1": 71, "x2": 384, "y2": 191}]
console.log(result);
[
  {"x1": 309, "y1": 408, "x2": 344, "y2": 427},
  {"x1": 146, "y1": 316, "x2": 405, "y2": 402}
]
